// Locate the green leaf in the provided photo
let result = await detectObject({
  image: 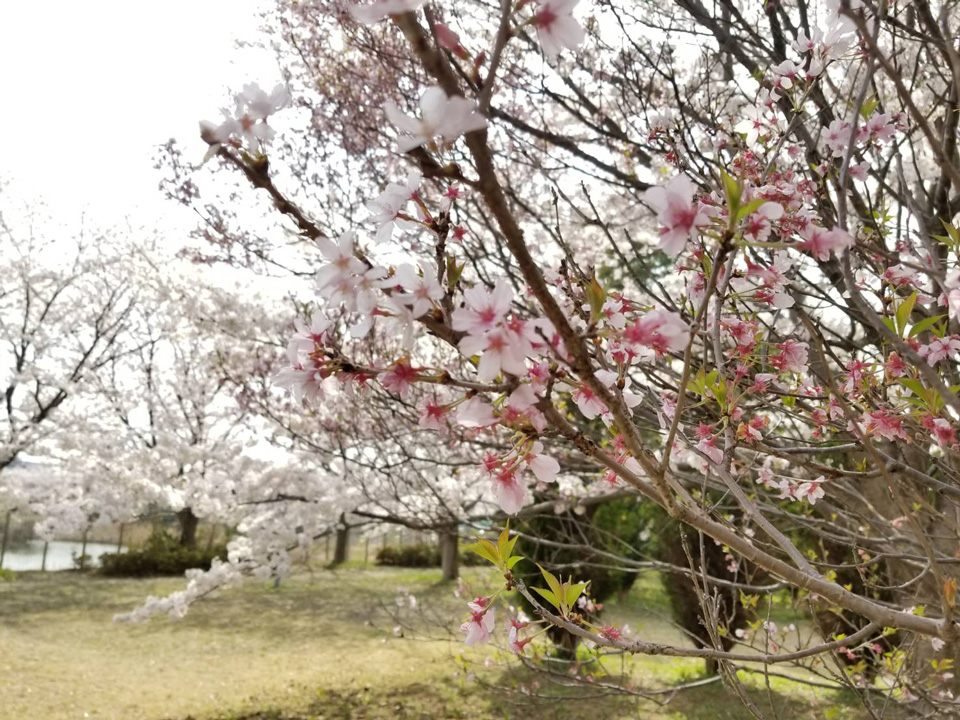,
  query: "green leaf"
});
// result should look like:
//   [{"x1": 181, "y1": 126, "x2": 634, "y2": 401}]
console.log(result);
[
  {"x1": 464, "y1": 542, "x2": 497, "y2": 565},
  {"x1": 895, "y1": 291, "x2": 918, "y2": 336},
  {"x1": 859, "y1": 95, "x2": 880, "y2": 120},
  {"x1": 497, "y1": 523, "x2": 510, "y2": 557},
  {"x1": 585, "y1": 273, "x2": 606, "y2": 324},
  {"x1": 532, "y1": 586, "x2": 559, "y2": 609},
  {"x1": 563, "y1": 582, "x2": 590, "y2": 609},
  {"x1": 735, "y1": 198, "x2": 768, "y2": 224},
  {"x1": 537, "y1": 564, "x2": 563, "y2": 602},
  {"x1": 941, "y1": 219, "x2": 960, "y2": 245},
  {"x1": 720, "y1": 169, "x2": 742, "y2": 216},
  {"x1": 909, "y1": 314, "x2": 946, "y2": 338},
  {"x1": 897, "y1": 378, "x2": 926, "y2": 398},
  {"x1": 446, "y1": 253, "x2": 465, "y2": 290},
  {"x1": 881, "y1": 317, "x2": 897, "y2": 335},
  {"x1": 505, "y1": 555, "x2": 524, "y2": 569}
]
